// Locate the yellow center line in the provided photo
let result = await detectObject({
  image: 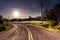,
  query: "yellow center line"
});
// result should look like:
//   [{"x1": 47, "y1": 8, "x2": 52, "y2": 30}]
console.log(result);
[{"x1": 23, "y1": 25, "x2": 34, "y2": 40}]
